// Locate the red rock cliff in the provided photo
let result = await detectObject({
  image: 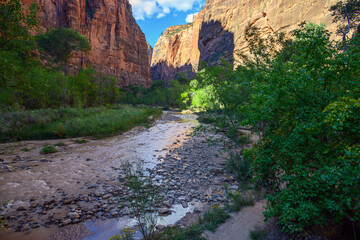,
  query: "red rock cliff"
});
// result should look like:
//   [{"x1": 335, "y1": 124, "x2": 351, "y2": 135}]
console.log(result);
[
  {"x1": 151, "y1": 0, "x2": 341, "y2": 82},
  {"x1": 33, "y1": 0, "x2": 151, "y2": 87}
]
